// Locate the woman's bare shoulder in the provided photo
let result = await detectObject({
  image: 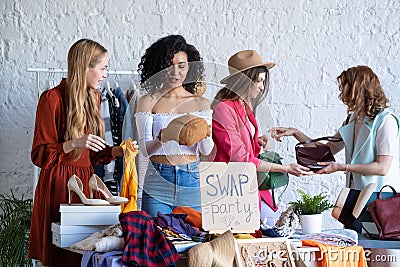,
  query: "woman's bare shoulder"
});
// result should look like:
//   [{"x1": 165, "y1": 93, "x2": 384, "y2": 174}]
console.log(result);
[
  {"x1": 136, "y1": 94, "x2": 158, "y2": 112},
  {"x1": 193, "y1": 96, "x2": 211, "y2": 110}
]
